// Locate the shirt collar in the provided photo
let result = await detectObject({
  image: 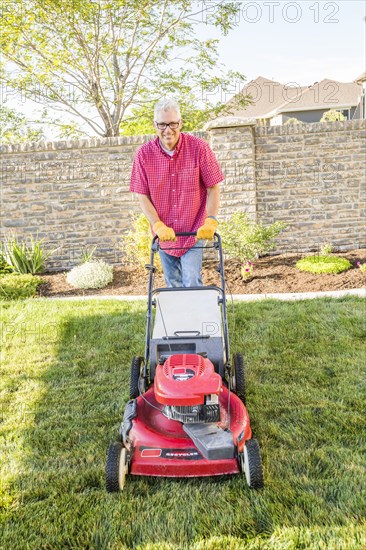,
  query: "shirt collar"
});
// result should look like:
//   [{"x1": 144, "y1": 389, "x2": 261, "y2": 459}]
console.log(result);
[{"x1": 155, "y1": 133, "x2": 183, "y2": 157}]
